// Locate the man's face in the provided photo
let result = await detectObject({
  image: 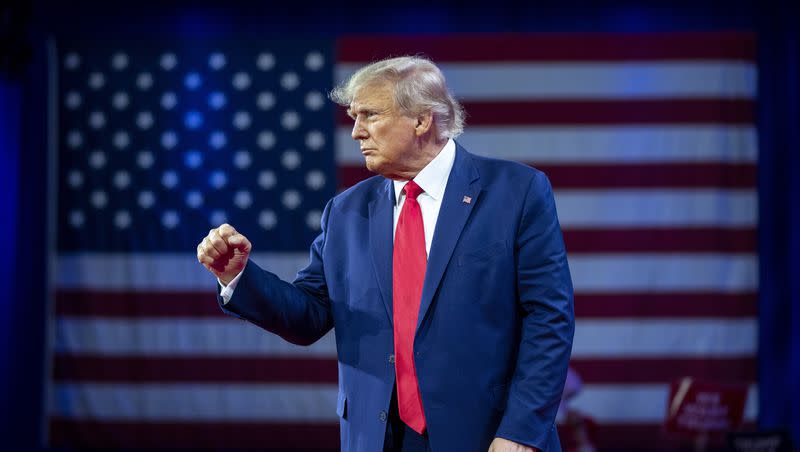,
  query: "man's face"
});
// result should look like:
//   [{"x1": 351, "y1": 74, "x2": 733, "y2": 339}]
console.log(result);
[{"x1": 348, "y1": 82, "x2": 418, "y2": 179}]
